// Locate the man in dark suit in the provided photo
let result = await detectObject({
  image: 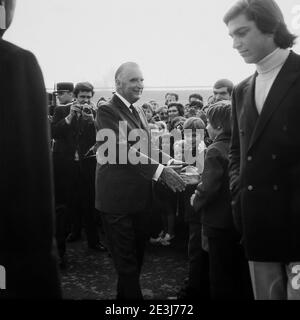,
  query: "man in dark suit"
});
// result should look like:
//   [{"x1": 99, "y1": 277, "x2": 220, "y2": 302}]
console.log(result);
[
  {"x1": 224, "y1": 0, "x2": 300, "y2": 299},
  {"x1": 95, "y1": 62, "x2": 186, "y2": 300},
  {"x1": 0, "y1": 0, "x2": 61, "y2": 299},
  {"x1": 52, "y1": 82, "x2": 106, "y2": 258}
]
